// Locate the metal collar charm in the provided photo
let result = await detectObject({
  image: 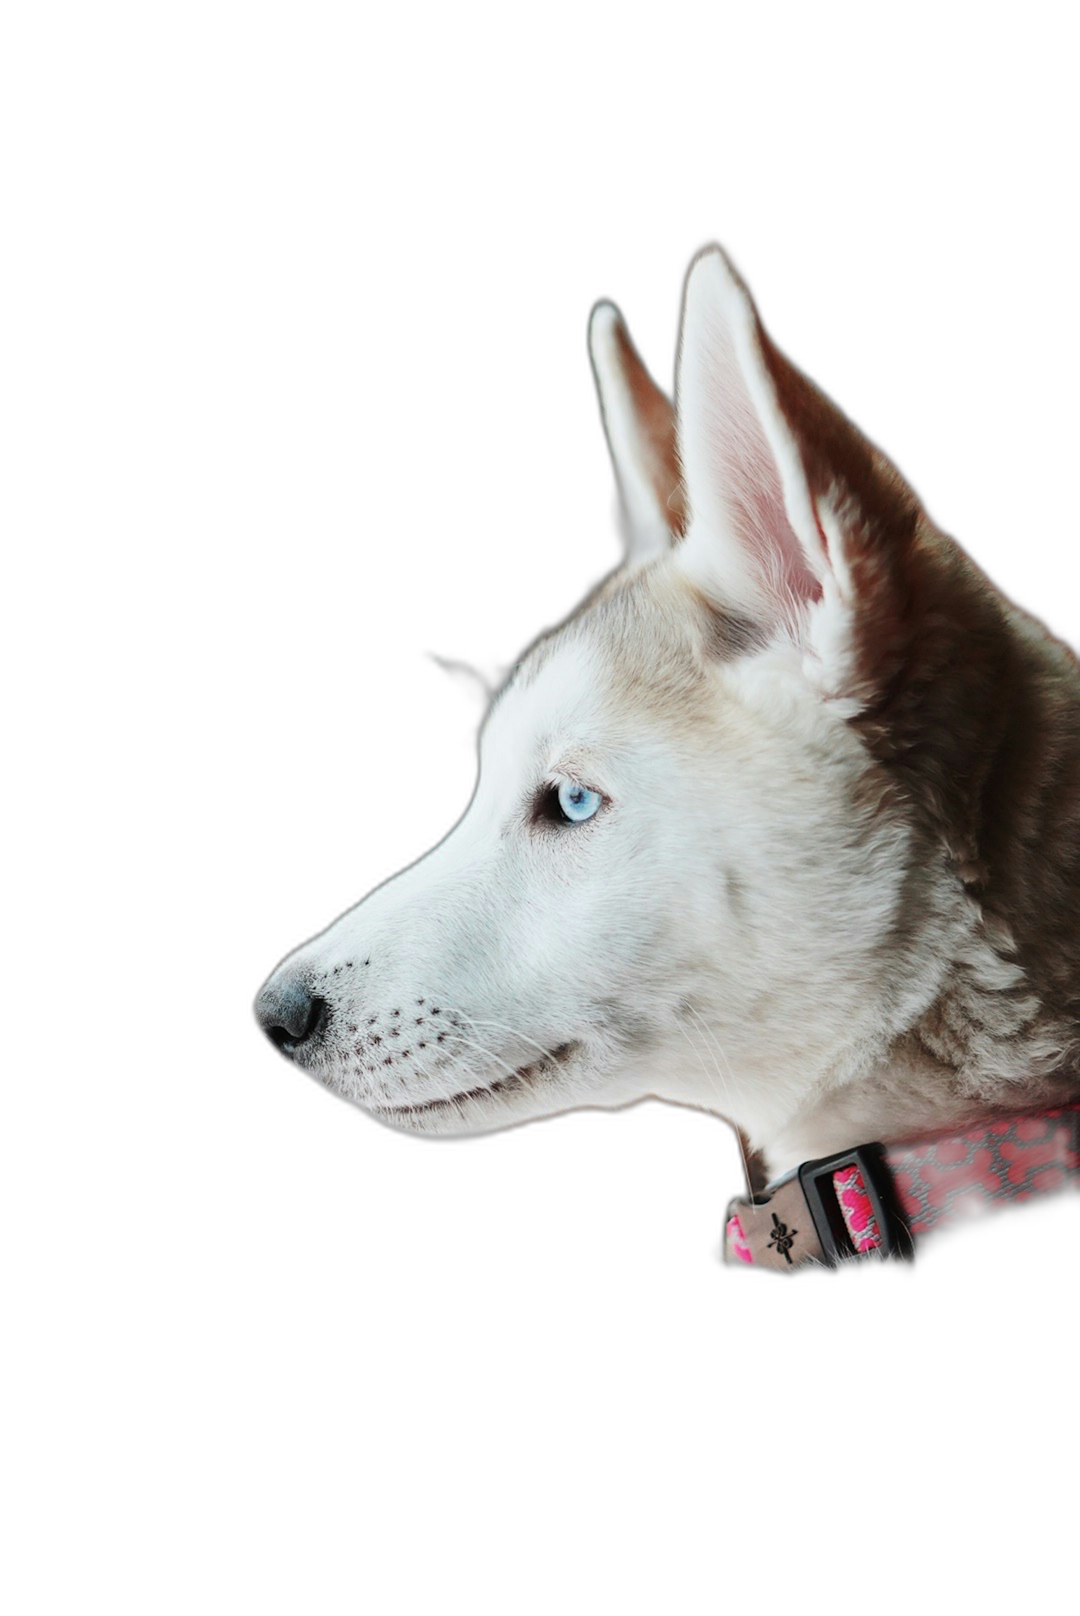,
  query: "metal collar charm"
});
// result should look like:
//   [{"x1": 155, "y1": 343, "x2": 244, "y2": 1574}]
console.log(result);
[{"x1": 724, "y1": 1103, "x2": 1080, "y2": 1271}]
